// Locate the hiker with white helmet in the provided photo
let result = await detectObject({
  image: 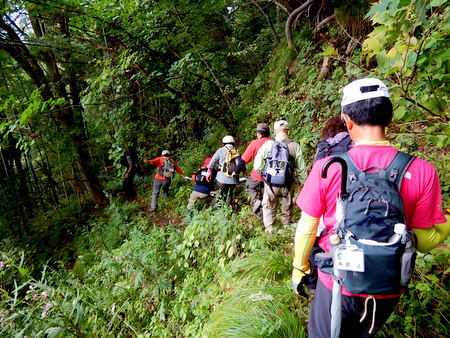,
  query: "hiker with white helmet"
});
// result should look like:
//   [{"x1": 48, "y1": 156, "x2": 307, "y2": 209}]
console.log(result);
[
  {"x1": 254, "y1": 120, "x2": 307, "y2": 233},
  {"x1": 144, "y1": 150, "x2": 183, "y2": 212},
  {"x1": 205, "y1": 135, "x2": 242, "y2": 206},
  {"x1": 292, "y1": 78, "x2": 448, "y2": 337}
]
